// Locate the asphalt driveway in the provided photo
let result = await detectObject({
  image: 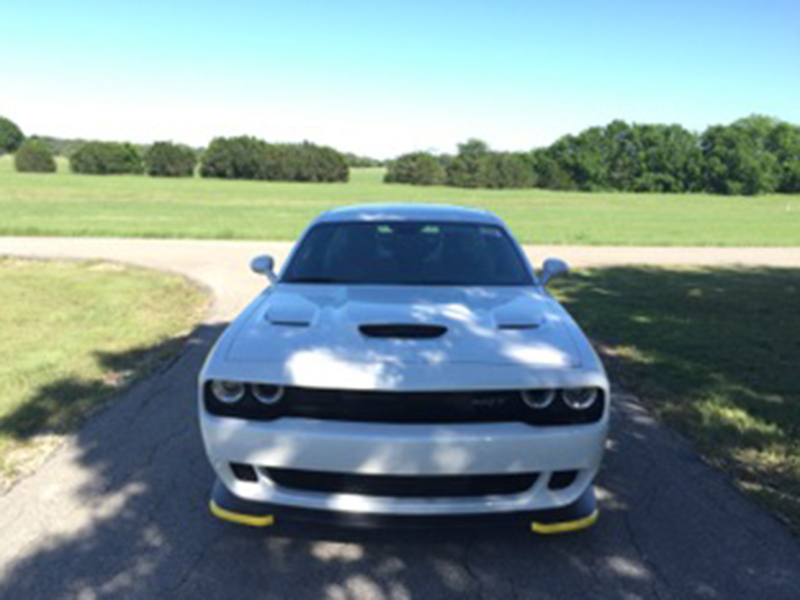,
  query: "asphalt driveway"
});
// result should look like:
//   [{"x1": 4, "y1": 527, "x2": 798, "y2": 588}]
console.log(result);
[{"x1": 0, "y1": 238, "x2": 799, "y2": 600}]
